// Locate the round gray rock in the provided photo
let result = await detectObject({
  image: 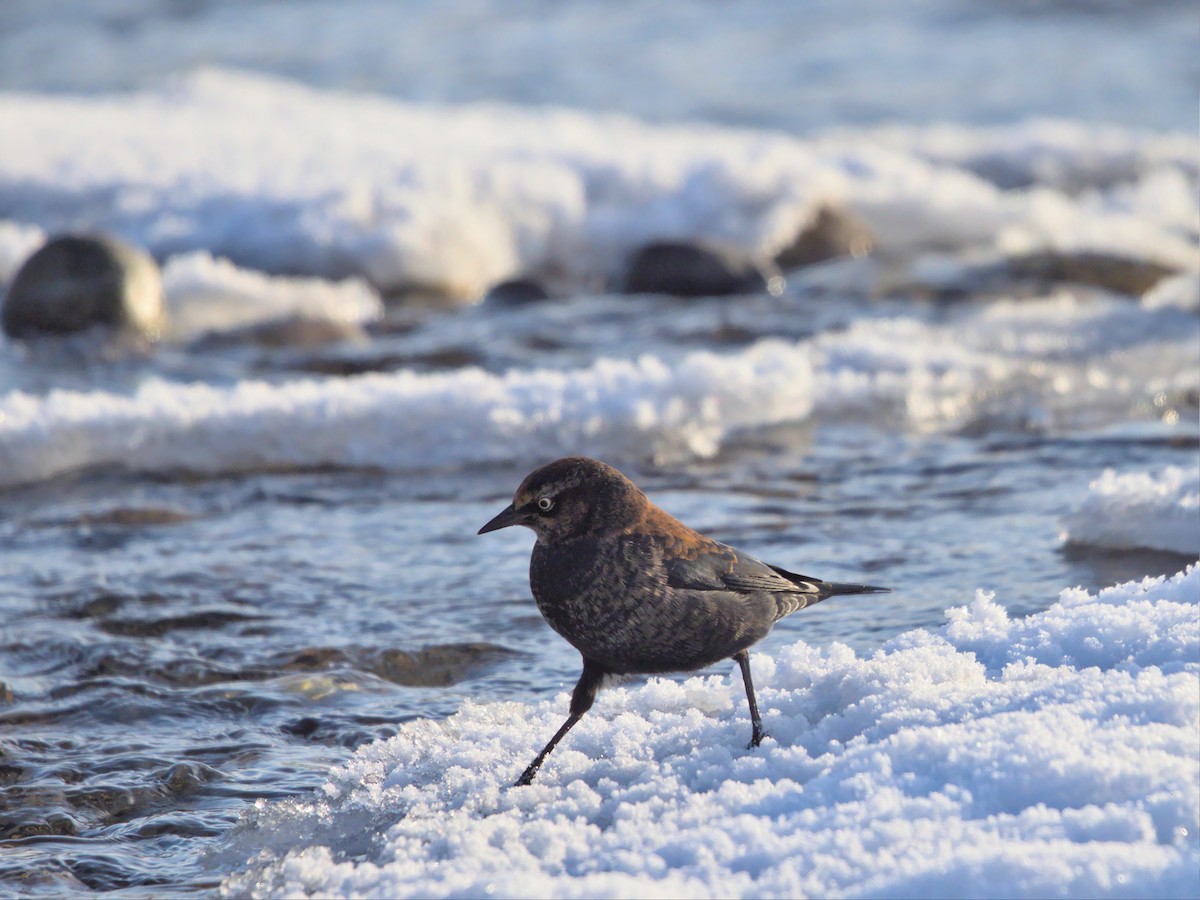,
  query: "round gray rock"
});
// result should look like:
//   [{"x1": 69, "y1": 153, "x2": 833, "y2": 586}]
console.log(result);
[
  {"x1": 622, "y1": 241, "x2": 784, "y2": 298},
  {"x1": 2, "y1": 234, "x2": 165, "y2": 338}
]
